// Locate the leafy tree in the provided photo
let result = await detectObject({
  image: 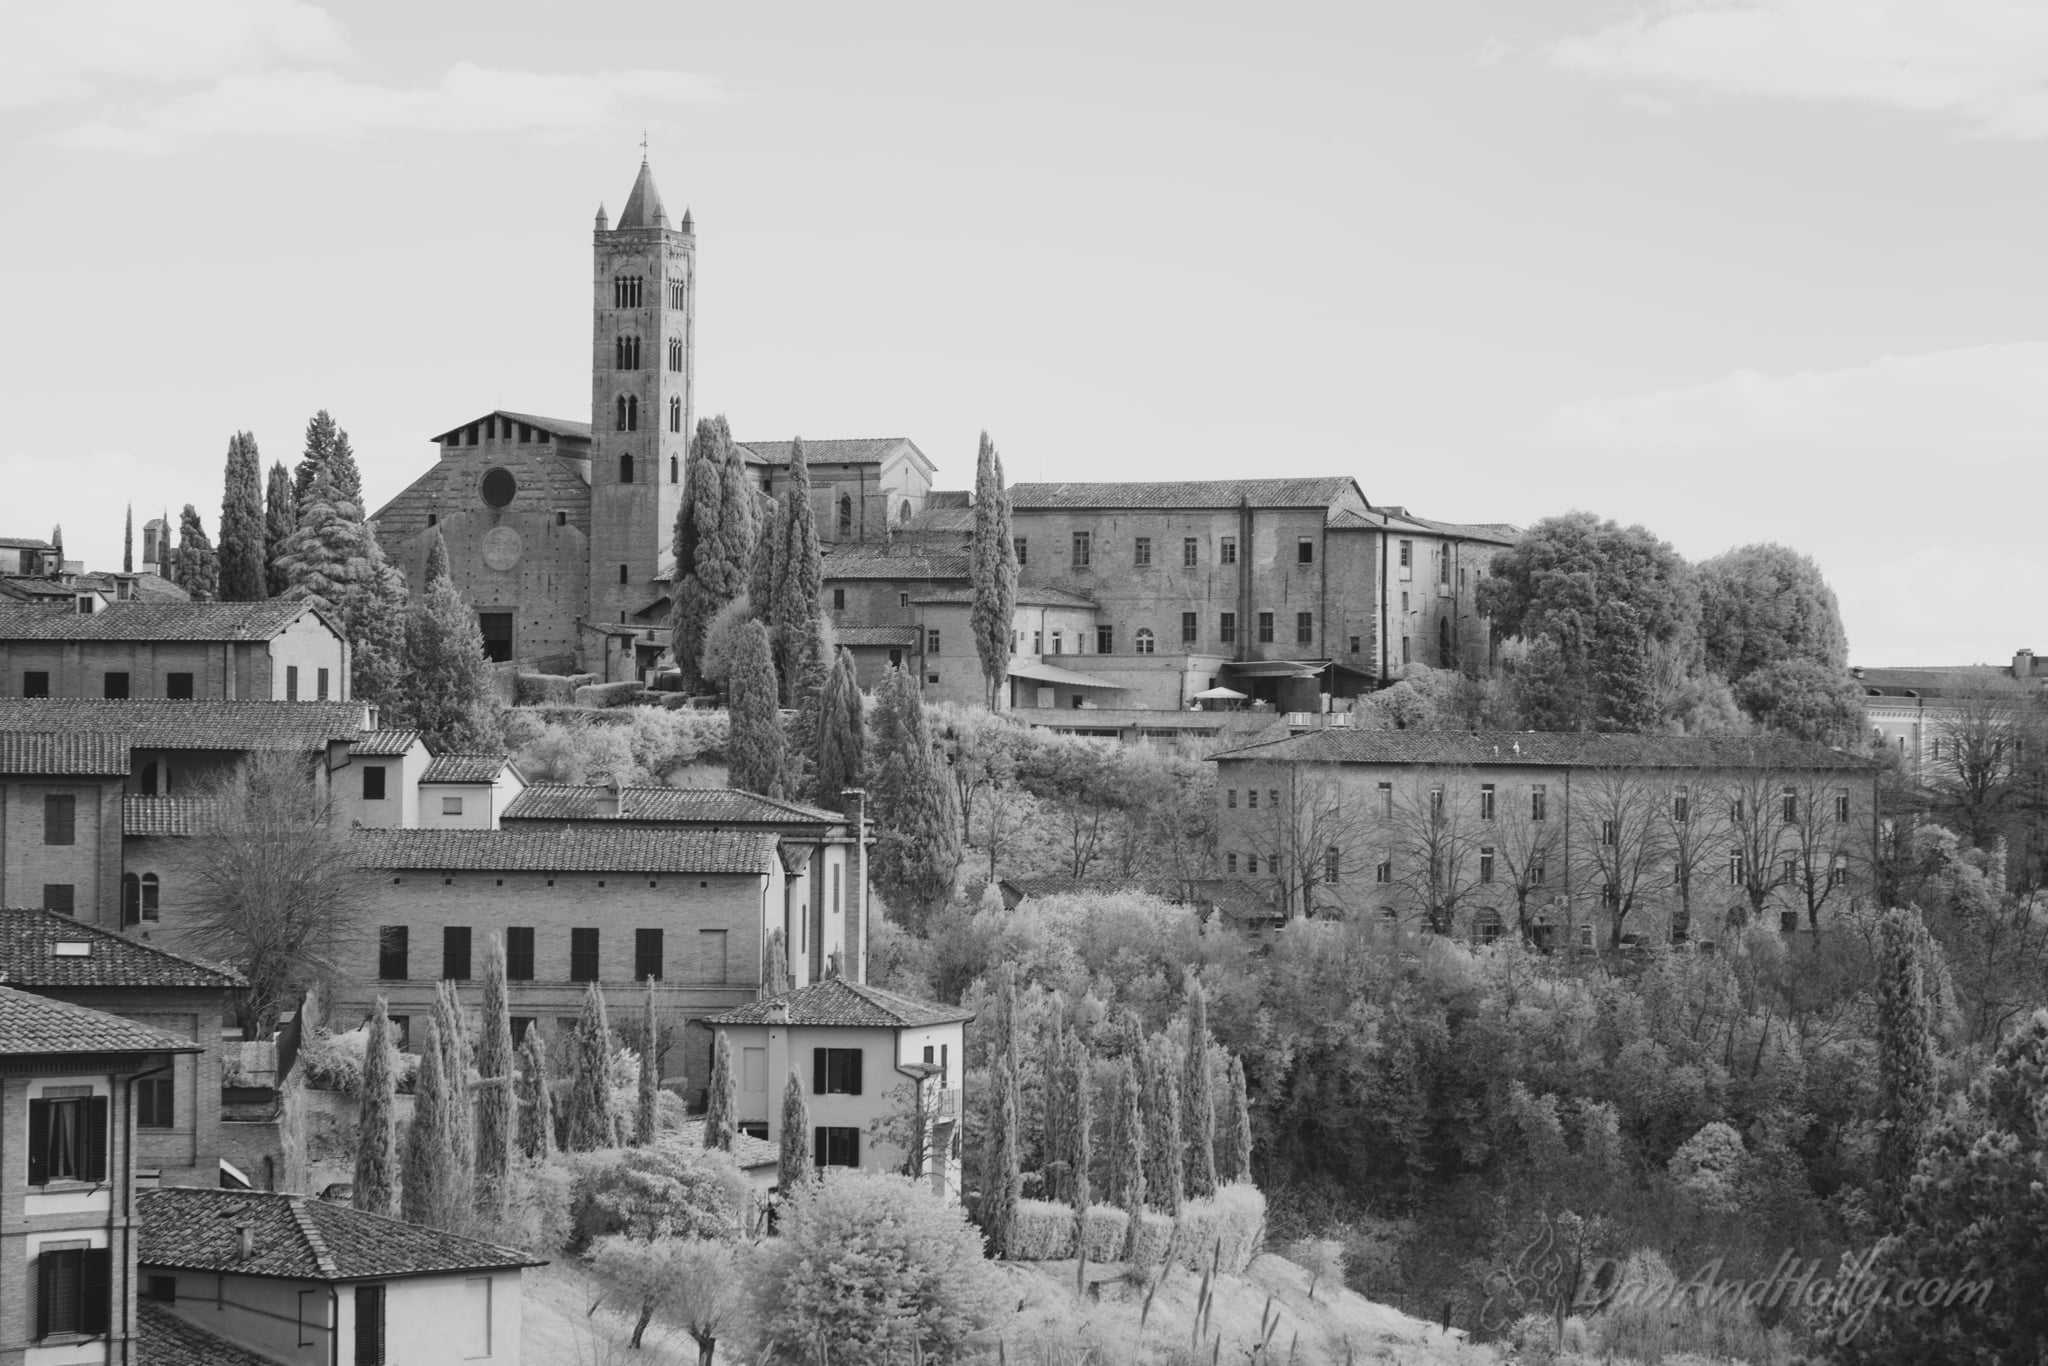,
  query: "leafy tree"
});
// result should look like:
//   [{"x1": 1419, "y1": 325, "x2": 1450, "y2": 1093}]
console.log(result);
[
  {"x1": 218, "y1": 430, "x2": 267, "y2": 601},
  {"x1": 868, "y1": 665, "x2": 961, "y2": 928},
  {"x1": 1570, "y1": 764, "x2": 1677, "y2": 948},
  {"x1": 172, "y1": 504, "x2": 219, "y2": 601},
  {"x1": 395, "y1": 536, "x2": 502, "y2": 751},
  {"x1": 1181, "y1": 979, "x2": 1218, "y2": 1199},
  {"x1": 636, "y1": 975, "x2": 659, "y2": 1146},
  {"x1": 750, "y1": 1172, "x2": 1000, "y2": 1365},
  {"x1": 565, "y1": 983, "x2": 616, "y2": 1151},
  {"x1": 815, "y1": 647, "x2": 865, "y2": 816},
  {"x1": 1217, "y1": 1053, "x2": 1253, "y2": 1184},
  {"x1": 275, "y1": 466, "x2": 408, "y2": 706},
  {"x1": 704, "y1": 1031, "x2": 736, "y2": 1151},
  {"x1": 1108, "y1": 1054, "x2": 1146, "y2": 1256},
  {"x1": 173, "y1": 752, "x2": 367, "y2": 1035},
  {"x1": 589, "y1": 1235, "x2": 746, "y2": 1359},
  {"x1": 353, "y1": 998, "x2": 399, "y2": 1217},
  {"x1": 778, "y1": 1070, "x2": 813, "y2": 1188},
  {"x1": 475, "y1": 936, "x2": 515, "y2": 1220},
  {"x1": 969, "y1": 431, "x2": 1019, "y2": 709},
  {"x1": 1876, "y1": 908, "x2": 1938, "y2": 1205},
  {"x1": 1478, "y1": 511, "x2": 1701, "y2": 731},
  {"x1": 403, "y1": 1016, "x2": 459, "y2": 1229},
  {"x1": 1736, "y1": 658, "x2": 1865, "y2": 744},
  {"x1": 122, "y1": 505, "x2": 133, "y2": 574},
  {"x1": 726, "y1": 620, "x2": 785, "y2": 797},
  {"x1": 669, "y1": 417, "x2": 757, "y2": 690},
  {"x1": 516, "y1": 1025, "x2": 556, "y2": 1161},
  {"x1": 1141, "y1": 1035, "x2": 1184, "y2": 1215},
  {"x1": 577, "y1": 1144, "x2": 750, "y2": 1244},
  {"x1": 1388, "y1": 772, "x2": 1486, "y2": 935},
  {"x1": 263, "y1": 460, "x2": 295, "y2": 597},
  {"x1": 1697, "y1": 542, "x2": 1848, "y2": 685}
]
